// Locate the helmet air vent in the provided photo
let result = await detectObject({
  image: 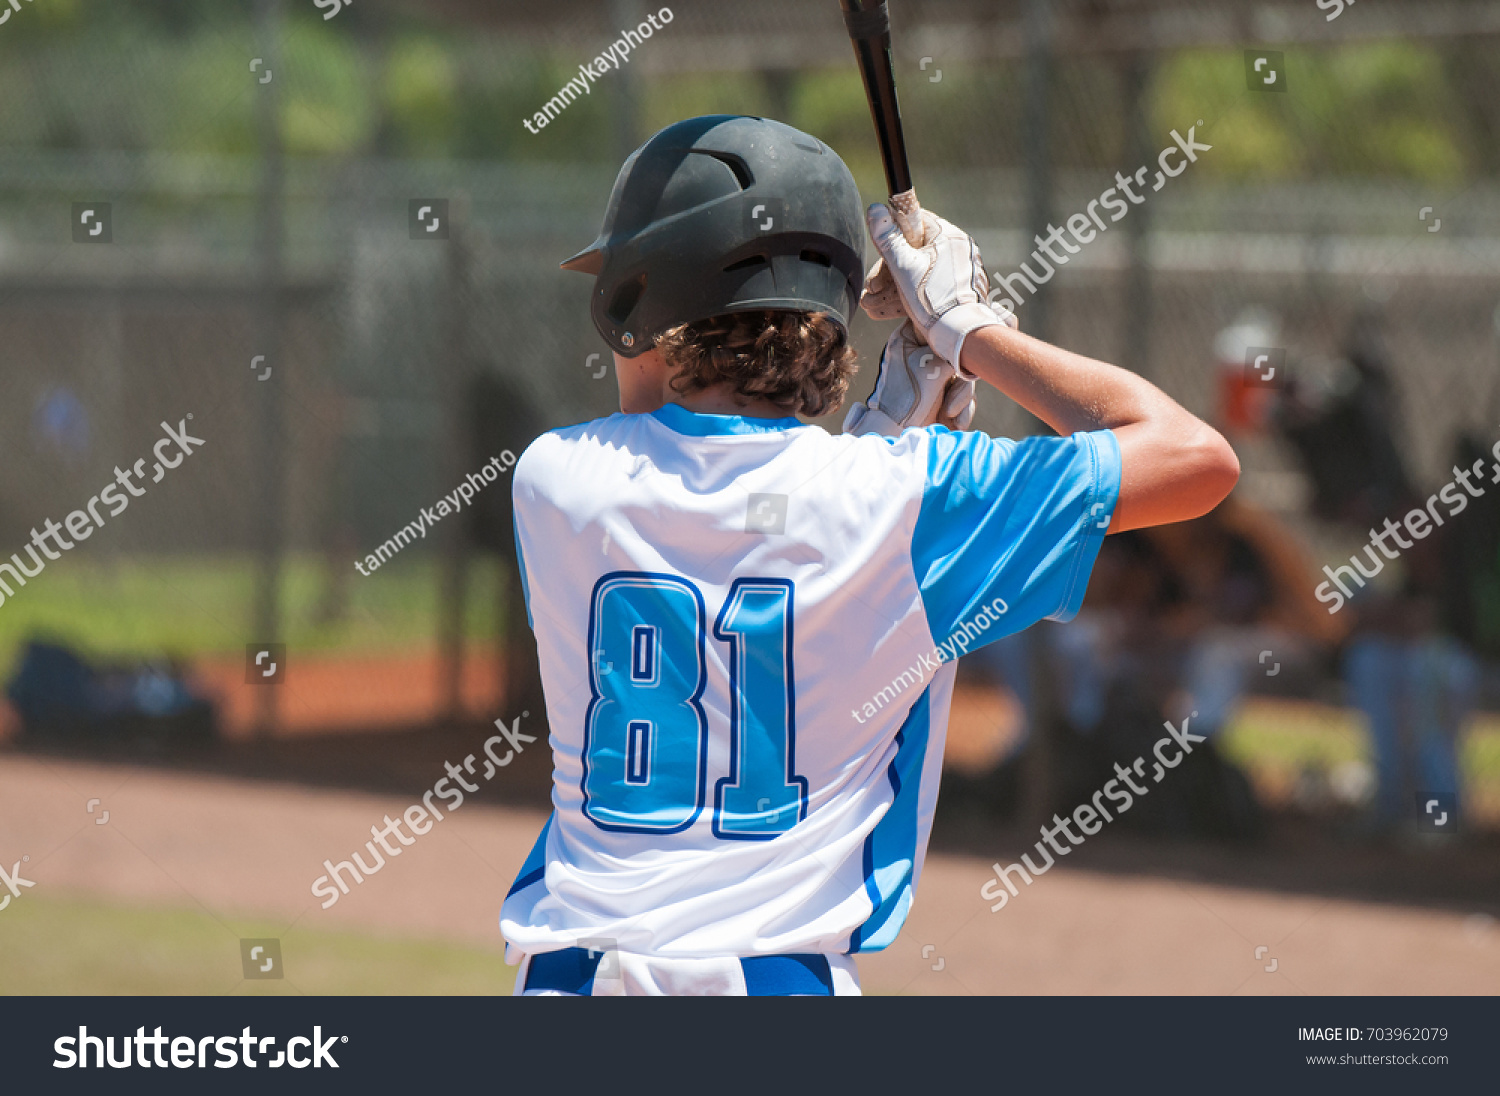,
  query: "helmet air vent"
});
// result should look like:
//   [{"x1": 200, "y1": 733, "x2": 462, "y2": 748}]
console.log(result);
[
  {"x1": 693, "y1": 149, "x2": 754, "y2": 190},
  {"x1": 723, "y1": 255, "x2": 770, "y2": 274}
]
